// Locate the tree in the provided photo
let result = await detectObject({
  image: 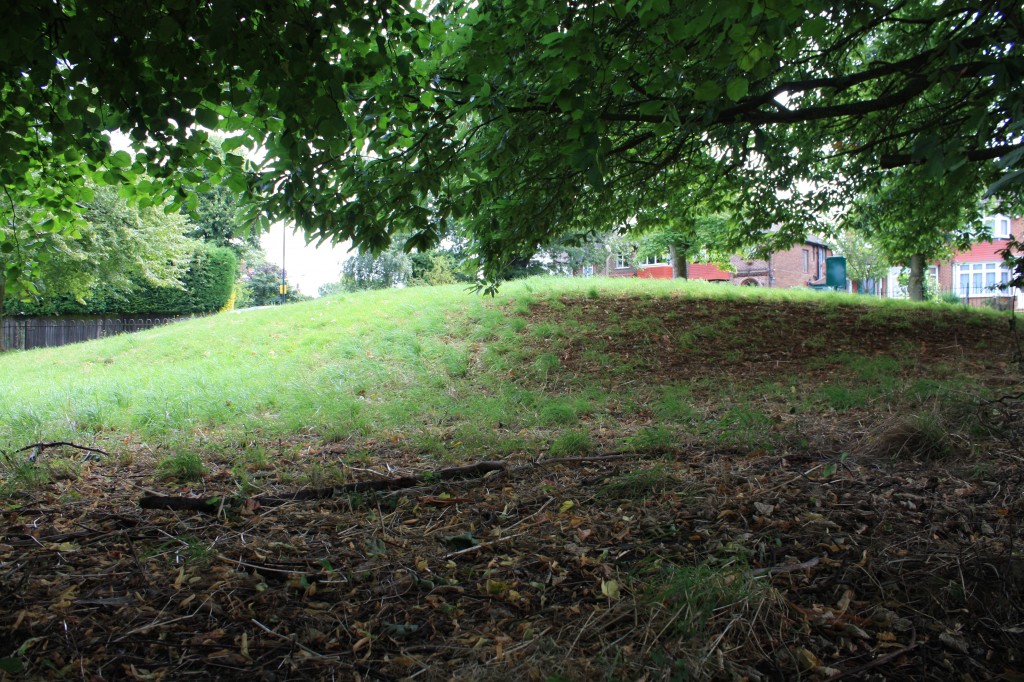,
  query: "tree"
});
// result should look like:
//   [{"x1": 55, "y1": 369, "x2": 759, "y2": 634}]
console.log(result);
[
  {"x1": 831, "y1": 230, "x2": 891, "y2": 291},
  {"x1": 1, "y1": 185, "x2": 195, "y2": 350},
  {"x1": 337, "y1": 247, "x2": 413, "y2": 292},
  {"x1": 187, "y1": 182, "x2": 261, "y2": 258},
  {"x1": 843, "y1": 165, "x2": 989, "y2": 300},
  {"x1": 2, "y1": 1, "x2": 1022, "y2": 282},
  {"x1": 236, "y1": 262, "x2": 308, "y2": 308},
  {"x1": 409, "y1": 251, "x2": 460, "y2": 286},
  {"x1": 634, "y1": 213, "x2": 736, "y2": 279}
]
